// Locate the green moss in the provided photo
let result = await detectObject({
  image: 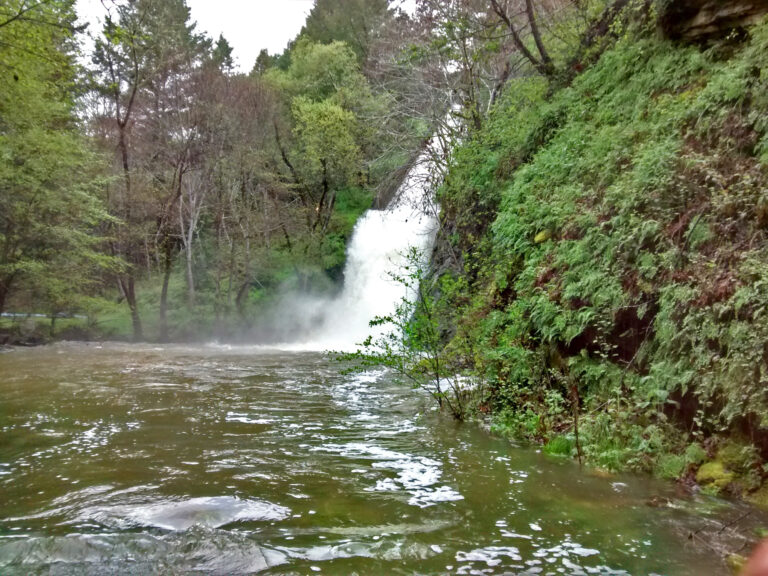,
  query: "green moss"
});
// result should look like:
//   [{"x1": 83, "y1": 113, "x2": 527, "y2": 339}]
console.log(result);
[
  {"x1": 726, "y1": 553, "x2": 747, "y2": 574},
  {"x1": 747, "y1": 484, "x2": 768, "y2": 510},
  {"x1": 719, "y1": 440, "x2": 760, "y2": 476},
  {"x1": 696, "y1": 461, "x2": 734, "y2": 491}
]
